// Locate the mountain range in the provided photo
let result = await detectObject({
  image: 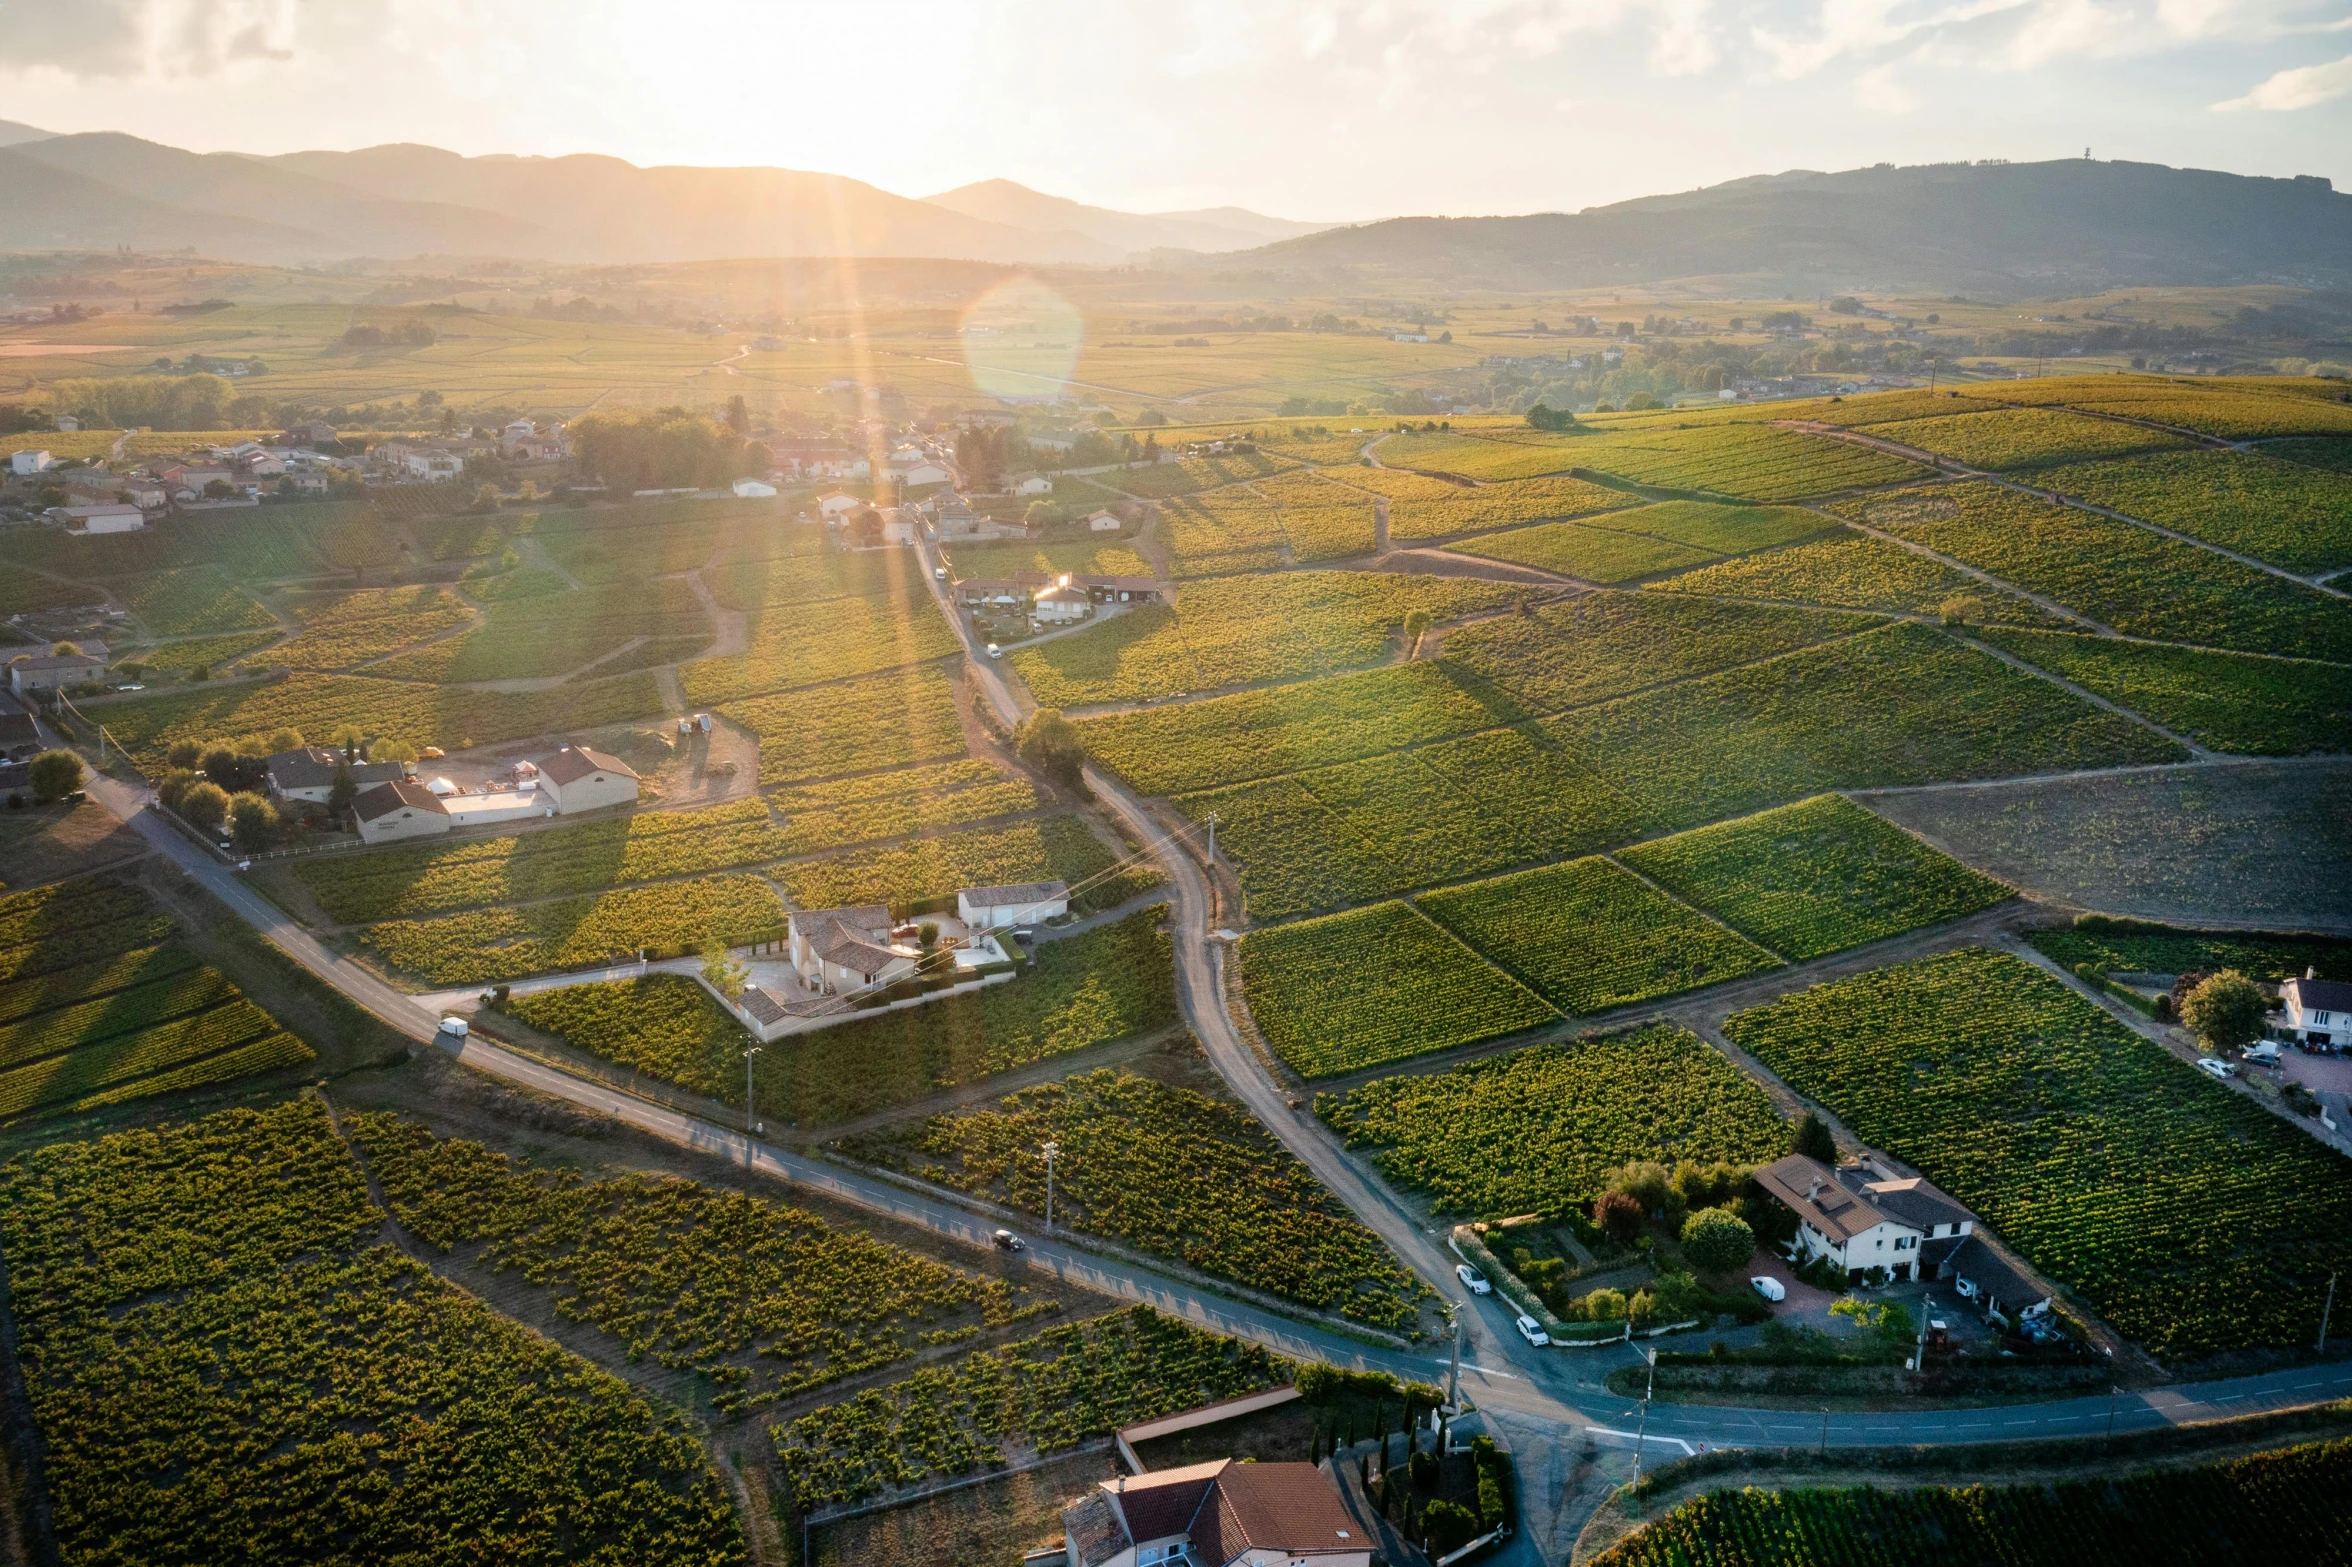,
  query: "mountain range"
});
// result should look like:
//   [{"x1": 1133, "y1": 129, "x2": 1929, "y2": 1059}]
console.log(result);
[{"x1": 0, "y1": 124, "x2": 2345, "y2": 295}]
